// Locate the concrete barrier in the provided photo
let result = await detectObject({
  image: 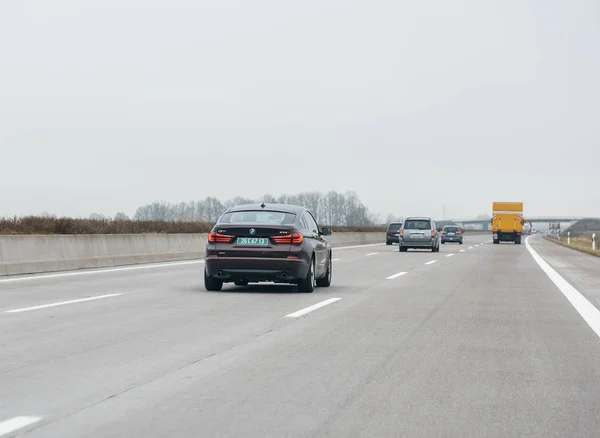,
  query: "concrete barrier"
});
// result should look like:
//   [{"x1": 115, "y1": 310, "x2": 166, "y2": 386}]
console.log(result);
[{"x1": 0, "y1": 232, "x2": 385, "y2": 277}]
